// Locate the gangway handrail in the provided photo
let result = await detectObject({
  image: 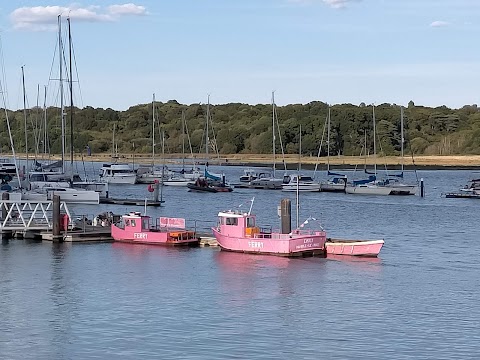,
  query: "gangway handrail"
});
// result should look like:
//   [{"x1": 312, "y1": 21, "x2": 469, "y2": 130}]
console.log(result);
[{"x1": 0, "y1": 199, "x2": 71, "y2": 231}]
